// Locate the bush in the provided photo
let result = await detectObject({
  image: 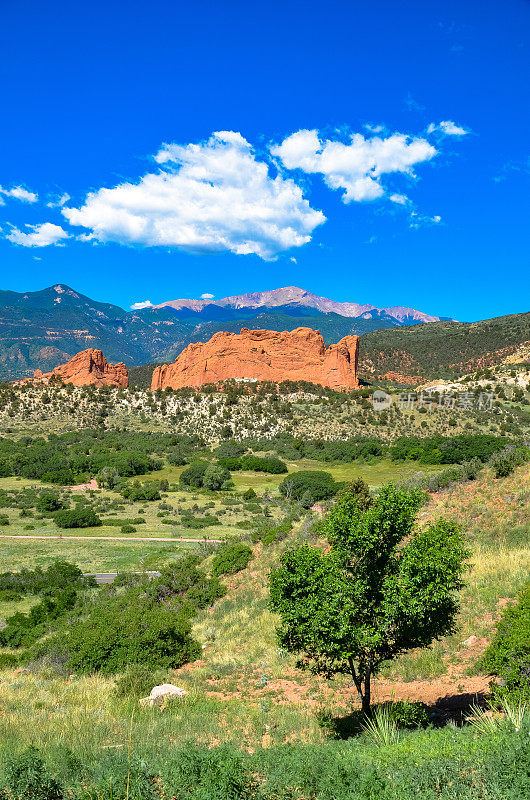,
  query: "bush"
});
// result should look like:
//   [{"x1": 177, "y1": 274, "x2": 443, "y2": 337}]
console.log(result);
[
  {"x1": 114, "y1": 663, "x2": 166, "y2": 698},
  {"x1": 202, "y1": 463, "x2": 232, "y2": 491},
  {"x1": 121, "y1": 481, "x2": 161, "y2": 502},
  {"x1": 0, "y1": 588, "x2": 78, "y2": 648},
  {"x1": 385, "y1": 700, "x2": 431, "y2": 729},
  {"x1": 211, "y1": 543, "x2": 253, "y2": 577},
  {"x1": 180, "y1": 461, "x2": 209, "y2": 489},
  {"x1": 214, "y1": 441, "x2": 247, "y2": 458},
  {"x1": 0, "y1": 513, "x2": 8, "y2": 526},
  {"x1": 479, "y1": 582, "x2": 530, "y2": 701},
  {"x1": 2, "y1": 745, "x2": 62, "y2": 800},
  {"x1": 54, "y1": 508, "x2": 101, "y2": 529},
  {"x1": 279, "y1": 470, "x2": 338, "y2": 507},
  {"x1": 0, "y1": 560, "x2": 91, "y2": 596},
  {"x1": 35, "y1": 493, "x2": 65, "y2": 513},
  {"x1": 151, "y1": 555, "x2": 226, "y2": 609},
  {"x1": 120, "y1": 524, "x2": 136, "y2": 534},
  {"x1": 242, "y1": 487, "x2": 257, "y2": 500},
  {"x1": 41, "y1": 593, "x2": 201, "y2": 674},
  {"x1": 489, "y1": 445, "x2": 528, "y2": 478},
  {"x1": 0, "y1": 652, "x2": 19, "y2": 668}
]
